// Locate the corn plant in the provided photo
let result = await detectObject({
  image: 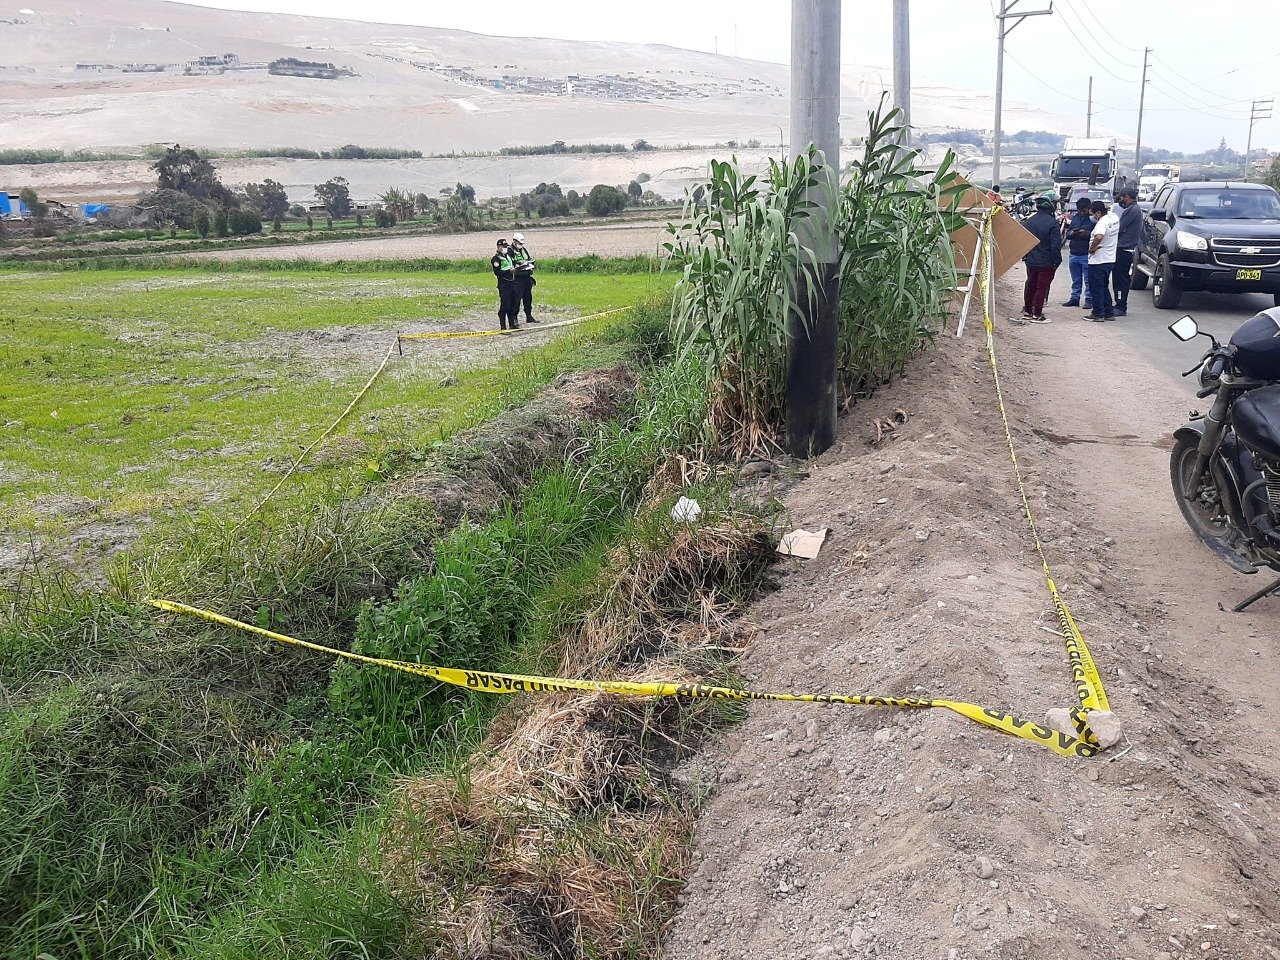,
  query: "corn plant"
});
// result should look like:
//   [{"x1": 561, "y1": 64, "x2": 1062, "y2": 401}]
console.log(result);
[
  {"x1": 663, "y1": 97, "x2": 965, "y2": 452},
  {"x1": 662, "y1": 148, "x2": 832, "y2": 454},
  {"x1": 838, "y1": 98, "x2": 968, "y2": 395}
]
